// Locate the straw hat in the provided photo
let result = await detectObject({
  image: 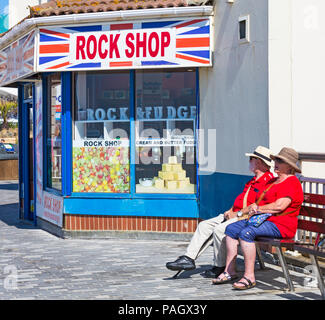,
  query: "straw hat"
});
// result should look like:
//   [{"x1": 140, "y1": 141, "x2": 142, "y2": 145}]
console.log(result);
[
  {"x1": 245, "y1": 146, "x2": 273, "y2": 167},
  {"x1": 270, "y1": 147, "x2": 301, "y2": 173}
]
